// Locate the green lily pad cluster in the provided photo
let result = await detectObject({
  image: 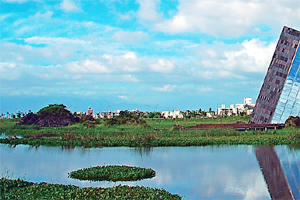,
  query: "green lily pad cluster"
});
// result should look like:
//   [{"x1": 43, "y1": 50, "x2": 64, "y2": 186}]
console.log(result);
[
  {"x1": 68, "y1": 165, "x2": 156, "y2": 182},
  {"x1": 0, "y1": 178, "x2": 181, "y2": 199}
]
